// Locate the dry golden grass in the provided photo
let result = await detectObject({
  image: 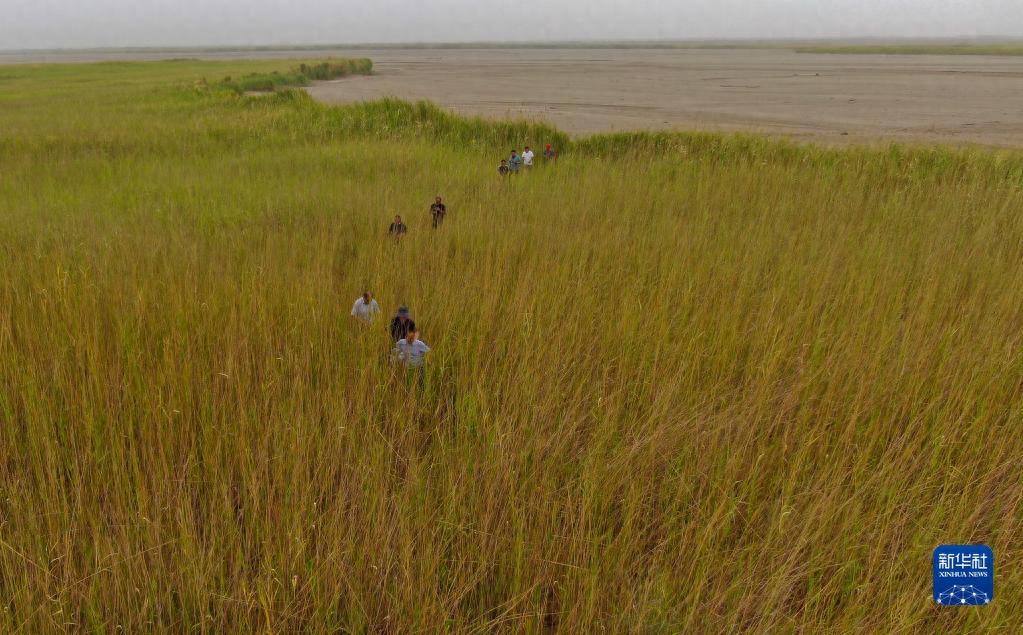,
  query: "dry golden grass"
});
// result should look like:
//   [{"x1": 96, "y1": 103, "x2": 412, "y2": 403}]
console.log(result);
[{"x1": 0, "y1": 60, "x2": 1021, "y2": 632}]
